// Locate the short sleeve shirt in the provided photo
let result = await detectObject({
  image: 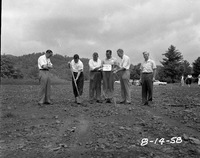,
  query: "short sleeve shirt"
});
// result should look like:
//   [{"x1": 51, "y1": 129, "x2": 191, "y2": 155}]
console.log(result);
[
  {"x1": 102, "y1": 57, "x2": 117, "y2": 71},
  {"x1": 140, "y1": 59, "x2": 156, "y2": 73},
  {"x1": 89, "y1": 58, "x2": 102, "y2": 71},
  {"x1": 120, "y1": 54, "x2": 130, "y2": 70},
  {"x1": 102, "y1": 57, "x2": 117, "y2": 66},
  {"x1": 38, "y1": 54, "x2": 53, "y2": 69},
  {"x1": 70, "y1": 59, "x2": 84, "y2": 72}
]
